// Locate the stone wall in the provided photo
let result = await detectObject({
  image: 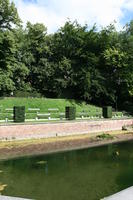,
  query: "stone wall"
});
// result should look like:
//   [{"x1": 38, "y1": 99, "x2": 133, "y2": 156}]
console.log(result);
[{"x1": 0, "y1": 119, "x2": 133, "y2": 140}]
